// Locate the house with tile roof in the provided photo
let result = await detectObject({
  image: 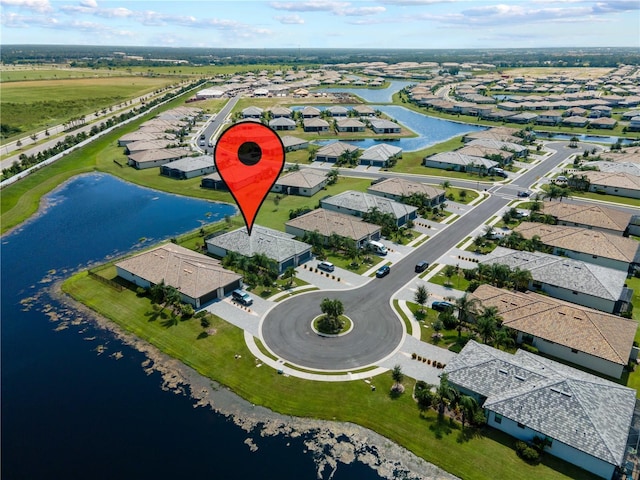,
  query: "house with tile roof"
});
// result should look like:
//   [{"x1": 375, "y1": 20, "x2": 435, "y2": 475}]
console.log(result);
[
  {"x1": 314, "y1": 141, "x2": 359, "y2": 163},
  {"x1": 514, "y1": 222, "x2": 640, "y2": 272},
  {"x1": 285, "y1": 208, "x2": 381, "y2": 248},
  {"x1": 301, "y1": 106, "x2": 321, "y2": 118},
  {"x1": 444, "y1": 341, "x2": 636, "y2": 480},
  {"x1": 280, "y1": 135, "x2": 309, "y2": 152},
  {"x1": 160, "y1": 156, "x2": 215, "y2": 179},
  {"x1": 481, "y1": 247, "x2": 633, "y2": 314},
  {"x1": 577, "y1": 171, "x2": 640, "y2": 199},
  {"x1": 541, "y1": 201, "x2": 632, "y2": 236},
  {"x1": 335, "y1": 118, "x2": 366, "y2": 133},
  {"x1": 303, "y1": 118, "x2": 330, "y2": 132},
  {"x1": 367, "y1": 177, "x2": 445, "y2": 206},
  {"x1": 127, "y1": 148, "x2": 191, "y2": 170},
  {"x1": 206, "y1": 225, "x2": 312, "y2": 274},
  {"x1": 268, "y1": 117, "x2": 297, "y2": 131},
  {"x1": 470, "y1": 284, "x2": 637, "y2": 378},
  {"x1": 115, "y1": 243, "x2": 242, "y2": 308},
  {"x1": 241, "y1": 106, "x2": 263, "y2": 119},
  {"x1": 369, "y1": 118, "x2": 402, "y2": 134},
  {"x1": 424, "y1": 151, "x2": 499, "y2": 174},
  {"x1": 358, "y1": 144, "x2": 402, "y2": 168},
  {"x1": 271, "y1": 169, "x2": 327, "y2": 197},
  {"x1": 320, "y1": 190, "x2": 418, "y2": 226}
]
